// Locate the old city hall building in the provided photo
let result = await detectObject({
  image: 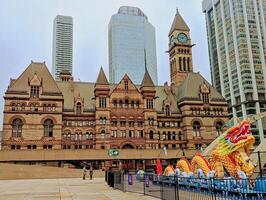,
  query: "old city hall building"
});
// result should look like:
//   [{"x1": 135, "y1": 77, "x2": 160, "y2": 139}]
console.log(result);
[{"x1": 1, "y1": 9, "x2": 228, "y2": 155}]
